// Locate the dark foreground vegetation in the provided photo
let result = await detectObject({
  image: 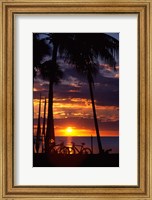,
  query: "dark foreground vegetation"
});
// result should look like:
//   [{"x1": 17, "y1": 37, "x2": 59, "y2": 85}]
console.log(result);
[{"x1": 33, "y1": 153, "x2": 119, "y2": 167}]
